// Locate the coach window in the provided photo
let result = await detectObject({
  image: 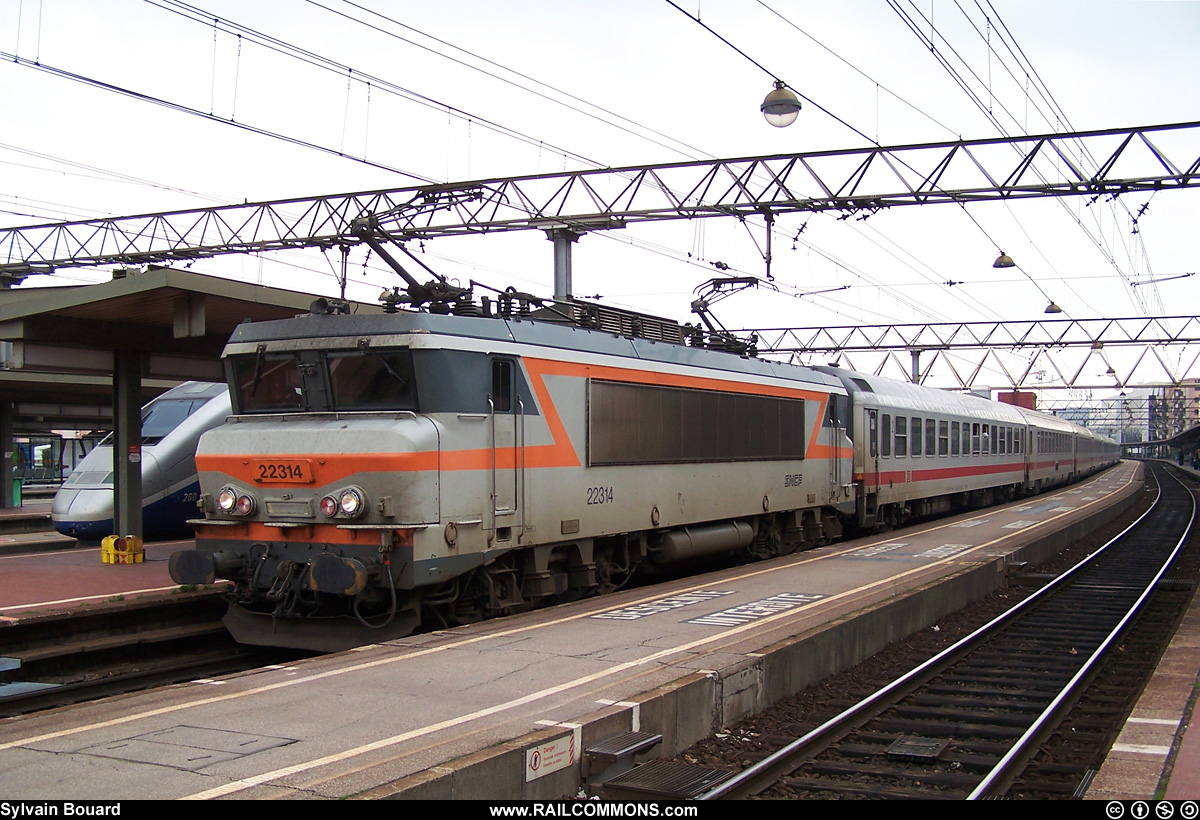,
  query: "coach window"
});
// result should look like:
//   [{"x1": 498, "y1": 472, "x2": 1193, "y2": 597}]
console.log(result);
[
  {"x1": 991, "y1": 425, "x2": 999, "y2": 455},
  {"x1": 925, "y1": 419, "x2": 936, "y2": 457},
  {"x1": 911, "y1": 417, "x2": 922, "y2": 456},
  {"x1": 961, "y1": 421, "x2": 970, "y2": 455},
  {"x1": 895, "y1": 416, "x2": 908, "y2": 457},
  {"x1": 999, "y1": 426, "x2": 1007, "y2": 455},
  {"x1": 972, "y1": 423, "x2": 981, "y2": 455},
  {"x1": 951, "y1": 421, "x2": 960, "y2": 455},
  {"x1": 881, "y1": 414, "x2": 892, "y2": 457},
  {"x1": 491, "y1": 359, "x2": 513, "y2": 412},
  {"x1": 938, "y1": 420, "x2": 949, "y2": 456}
]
